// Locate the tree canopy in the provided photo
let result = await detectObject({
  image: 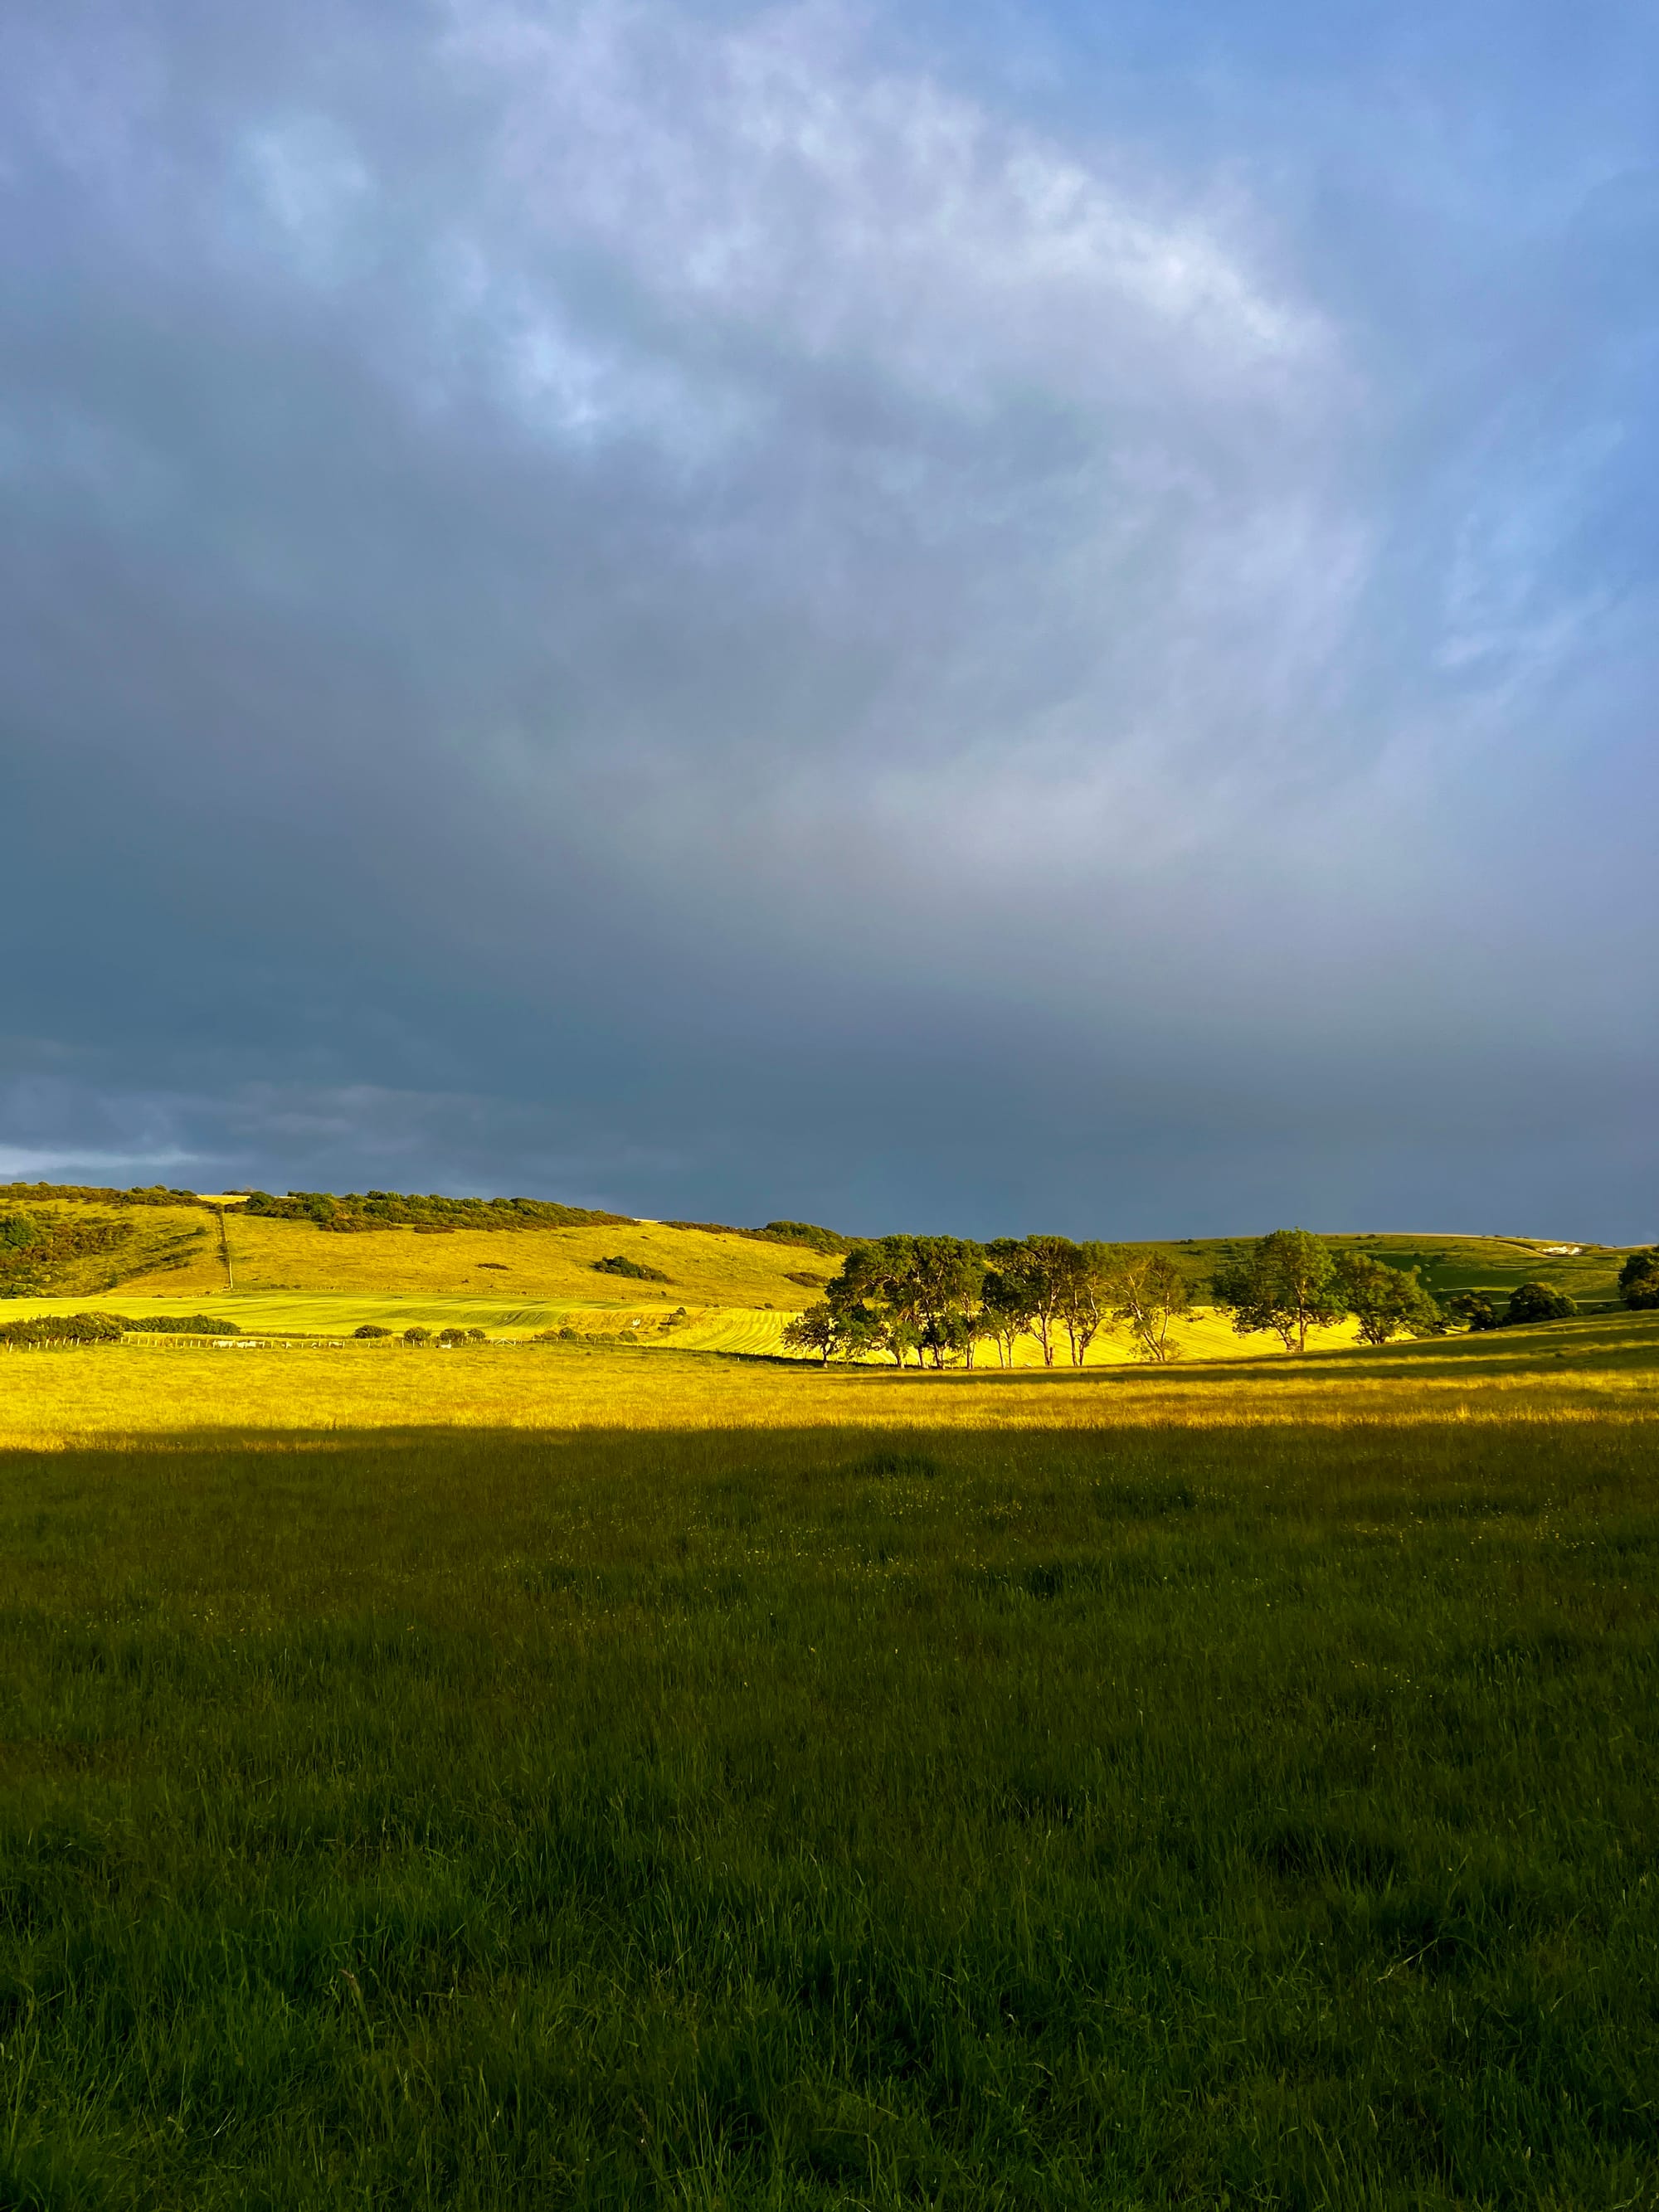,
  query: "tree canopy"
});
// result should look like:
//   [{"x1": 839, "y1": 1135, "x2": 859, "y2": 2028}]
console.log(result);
[
  {"x1": 1210, "y1": 1229, "x2": 1349, "y2": 1353},
  {"x1": 1335, "y1": 1252, "x2": 1445, "y2": 1345}
]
